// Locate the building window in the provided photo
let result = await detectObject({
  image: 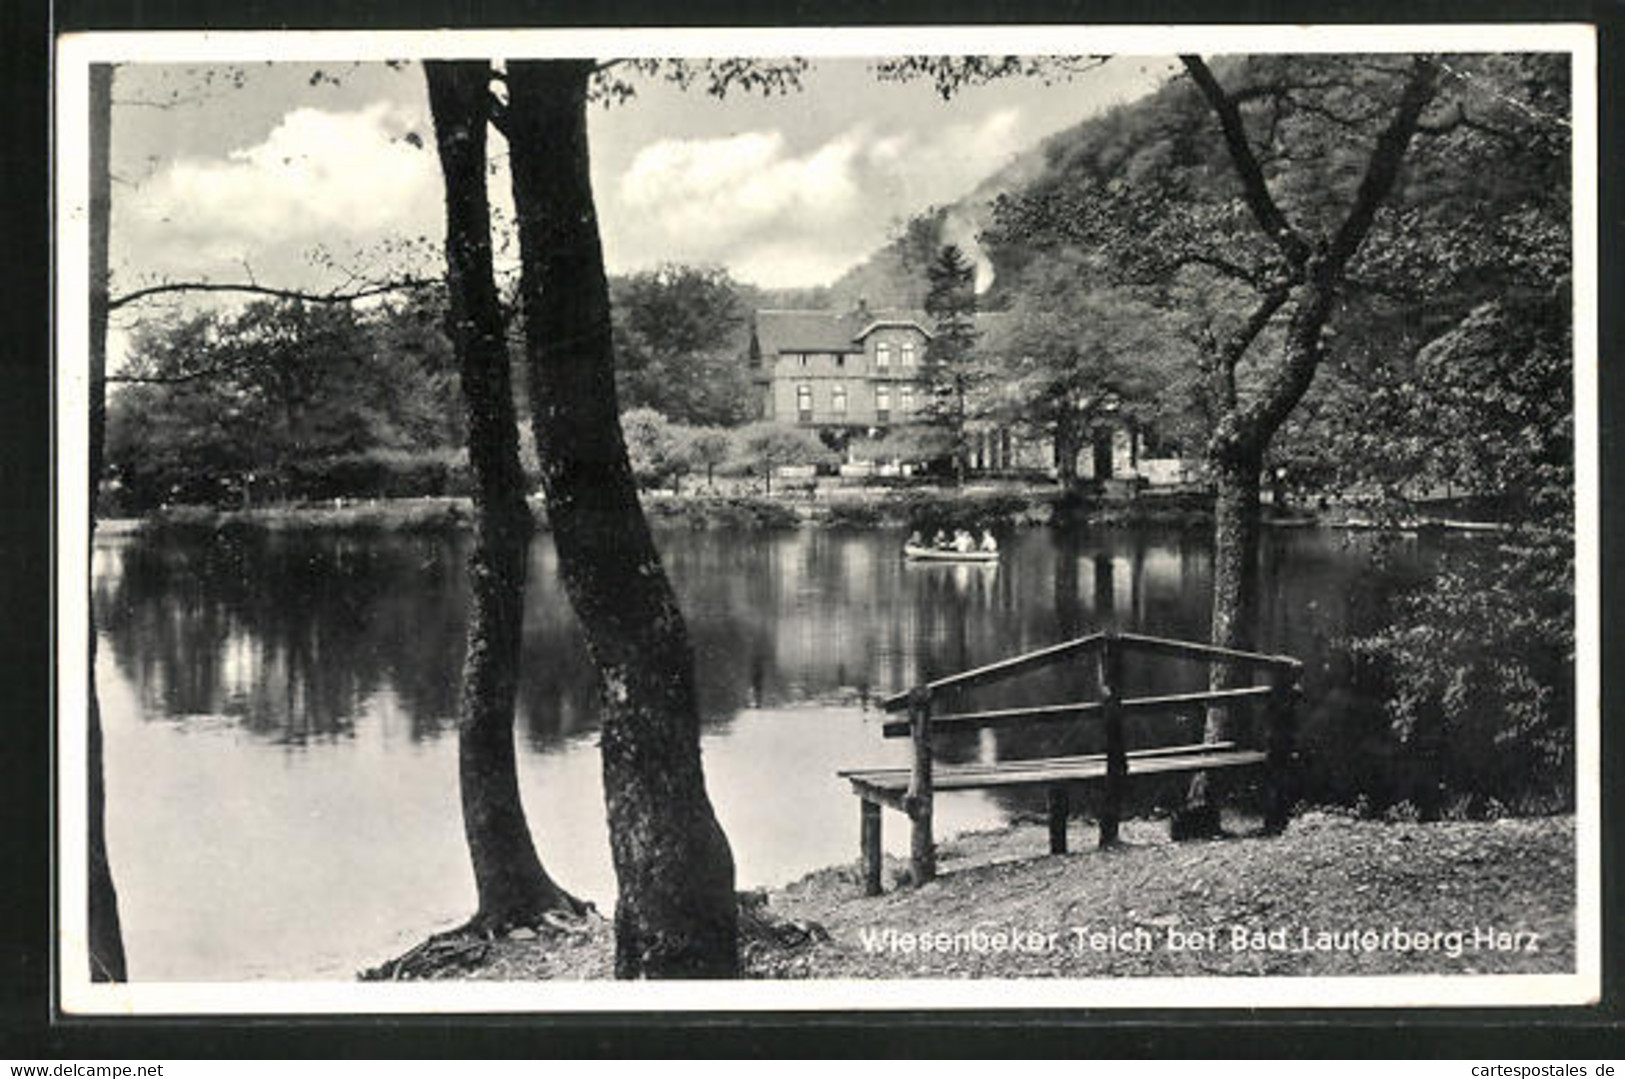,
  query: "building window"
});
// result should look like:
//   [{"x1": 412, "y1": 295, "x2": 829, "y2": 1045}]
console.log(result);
[
  {"x1": 876, "y1": 385, "x2": 891, "y2": 423},
  {"x1": 901, "y1": 340, "x2": 916, "y2": 366},
  {"x1": 797, "y1": 353, "x2": 809, "y2": 368},
  {"x1": 899, "y1": 385, "x2": 914, "y2": 414},
  {"x1": 797, "y1": 384, "x2": 813, "y2": 423},
  {"x1": 876, "y1": 342, "x2": 891, "y2": 370},
  {"x1": 832, "y1": 384, "x2": 847, "y2": 415}
]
